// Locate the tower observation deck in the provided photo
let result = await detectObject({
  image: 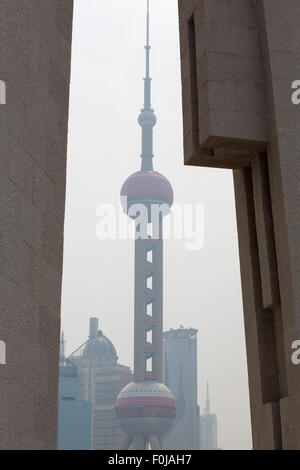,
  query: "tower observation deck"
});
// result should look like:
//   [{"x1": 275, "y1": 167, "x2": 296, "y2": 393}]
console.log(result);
[{"x1": 116, "y1": 0, "x2": 176, "y2": 450}]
